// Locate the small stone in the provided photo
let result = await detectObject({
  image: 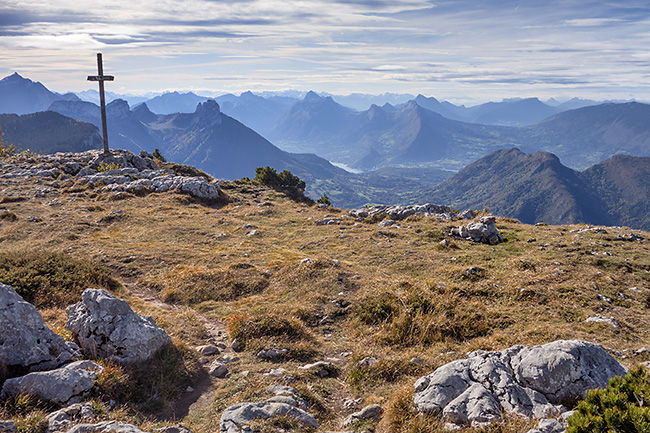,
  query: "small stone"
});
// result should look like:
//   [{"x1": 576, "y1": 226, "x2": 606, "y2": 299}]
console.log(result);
[
  {"x1": 232, "y1": 338, "x2": 244, "y2": 352},
  {"x1": 209, "y1": 362, "x2": 228, "y2": 378},
  {"x1": 343, "y1": 404, "x2": 384, "y2": 427},
  {"x1": 196, "y1": 345, "x2": 220, "y2": 356},
  {"x1": 358, "y1": 357, "x2": 378, "y2": 368}
]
